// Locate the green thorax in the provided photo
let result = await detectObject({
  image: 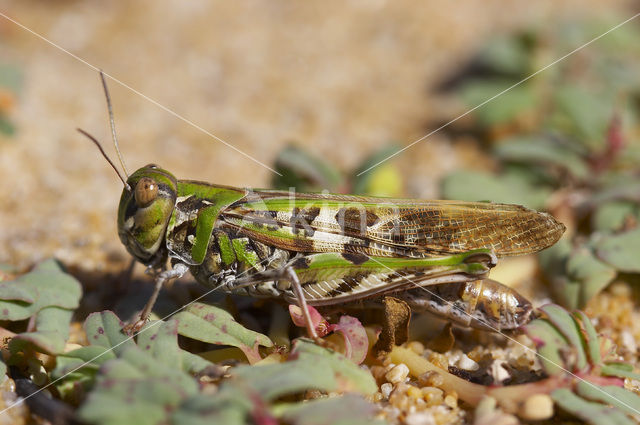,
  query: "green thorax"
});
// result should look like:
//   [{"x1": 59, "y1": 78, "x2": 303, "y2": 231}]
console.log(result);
[
  {"x1": 165, "y1": 180, "x2": 246, "y2": 265},
  {"x1": 117, "y1": 165, "x2": 246, "y2": 267}
]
